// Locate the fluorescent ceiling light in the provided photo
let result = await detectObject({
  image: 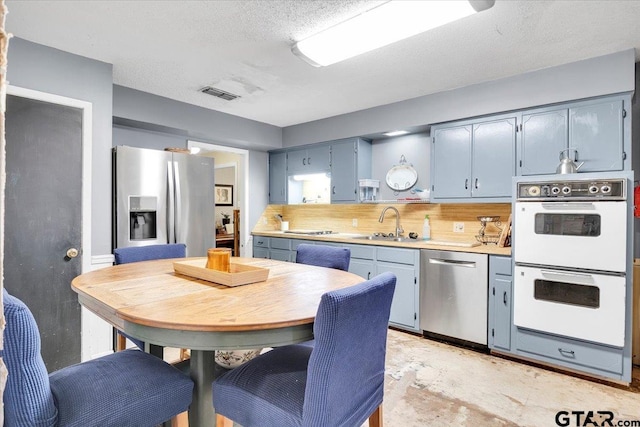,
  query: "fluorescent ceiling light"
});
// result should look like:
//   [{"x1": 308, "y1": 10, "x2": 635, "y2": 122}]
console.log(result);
[
  {"x1": 384, "y1": 130, "x2": 409, "y2": 137},
  {"x1": 292, "y1": 0, "x2": 495, "y2": 67}
]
